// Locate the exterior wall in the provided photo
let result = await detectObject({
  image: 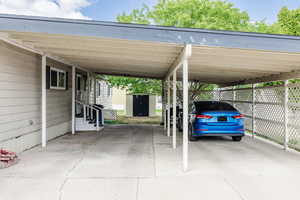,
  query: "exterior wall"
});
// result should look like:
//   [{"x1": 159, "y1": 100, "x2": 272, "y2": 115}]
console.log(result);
[
  {"x1": 112, "y1": 87, "x2": 126, "y2": 110},
  {"x1": 0, "y1": 41, "x2": 72, "y2": 153},
  {"x1": 88, "y1": 75, "x2": 96, "y2": 104},
  {"x1": 149, "y1": 95, "x2": 156, "y2": 117},
  {"x1": 126, "y1": 95, "x2": 133, "y2": 117},
  {"x1": 96, "y1": 80, "x2": 112, "y2": 109}
]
